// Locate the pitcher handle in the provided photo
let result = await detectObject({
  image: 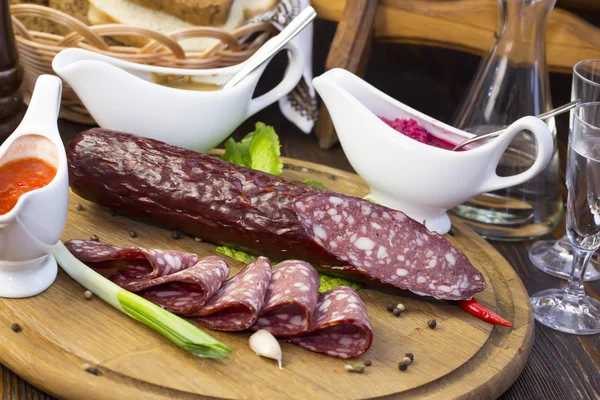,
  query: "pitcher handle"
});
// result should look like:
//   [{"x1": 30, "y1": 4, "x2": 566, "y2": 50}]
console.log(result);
[
  {"x1": 245, "y1": 42, "x2": 304, "y2": 119},
  {"x1": 478, "y1": 116, "x2": 554, "y2": 193}
]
